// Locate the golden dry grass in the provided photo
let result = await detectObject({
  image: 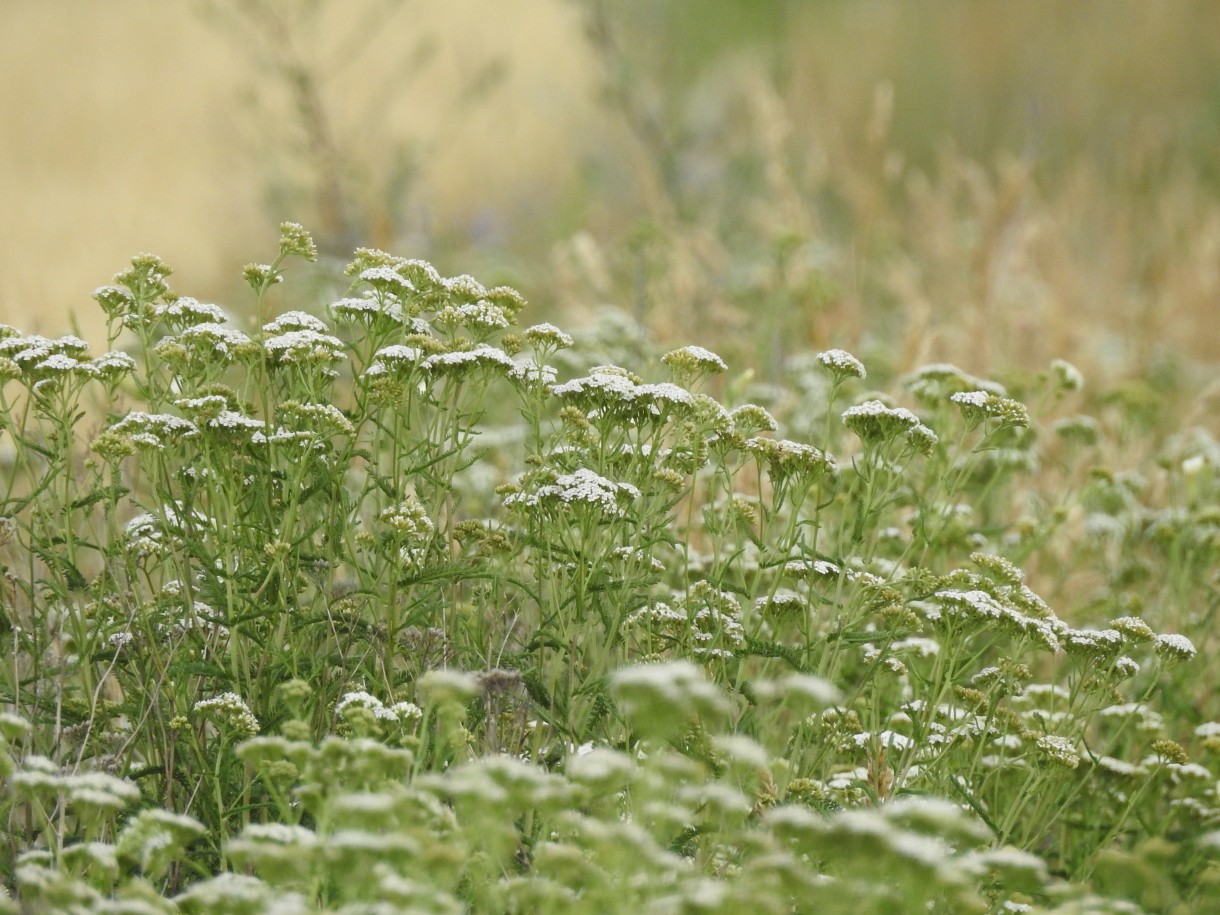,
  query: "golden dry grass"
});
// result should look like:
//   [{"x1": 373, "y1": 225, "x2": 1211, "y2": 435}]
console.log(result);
[{"x1": 0, "y1": 0, "x2": 594, "y2": 342}]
